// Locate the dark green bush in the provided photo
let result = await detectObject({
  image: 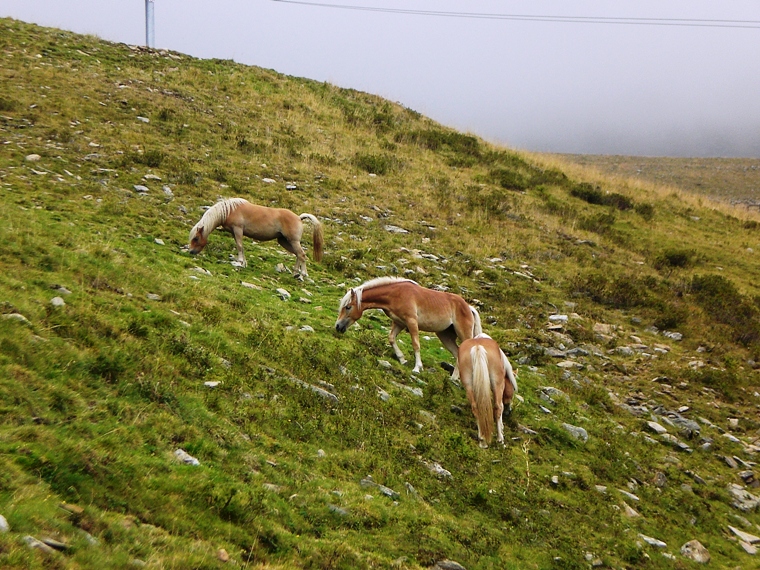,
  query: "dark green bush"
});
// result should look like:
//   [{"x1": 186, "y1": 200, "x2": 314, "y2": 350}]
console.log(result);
[
  {"x1": 653, "y1": 248, "x2": 697, "y2": 272},
  {"x1": 570, "y1": 183, "x2": 633, "y2": 210},
  {"x1": 690, "y1": 274, "x2": 760, "y2": 346},
  {"x1": 353, "y1": 153, "x2": 397, "y2": 175},
  {"x1": 578, "y1": 211, "x2": 616, "y2": 234},
  {"x1": 635, "y1": 202, "x2": 655, "y2": 221},
  {"x1": 488, "y1": 168, "x2": 528, "y2": 191},
  {"x1": 571, "y1": 272, "x2": 658, "y2": 309}
]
